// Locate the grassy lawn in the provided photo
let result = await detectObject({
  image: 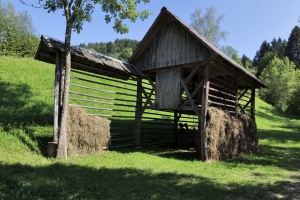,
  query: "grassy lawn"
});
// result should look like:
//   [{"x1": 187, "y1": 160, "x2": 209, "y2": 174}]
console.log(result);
[{"x1": 0, "y1": 57, "x2": 300, "y2": 199}]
